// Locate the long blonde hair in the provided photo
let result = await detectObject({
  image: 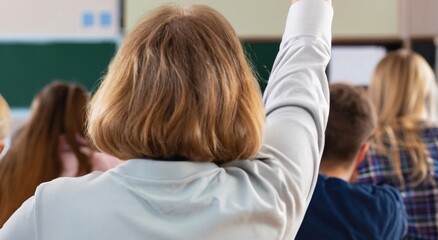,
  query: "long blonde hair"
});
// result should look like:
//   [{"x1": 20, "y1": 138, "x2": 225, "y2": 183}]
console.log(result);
[
  {"x1": 0, "y1": 82, "x2": 91, "y2": 226},
  {"x1": 87, "y1": 5, "x2": 264, "y2": 163},
  {"x1": 370, "y1": 49, "x2": 437, "y2": 186}
]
